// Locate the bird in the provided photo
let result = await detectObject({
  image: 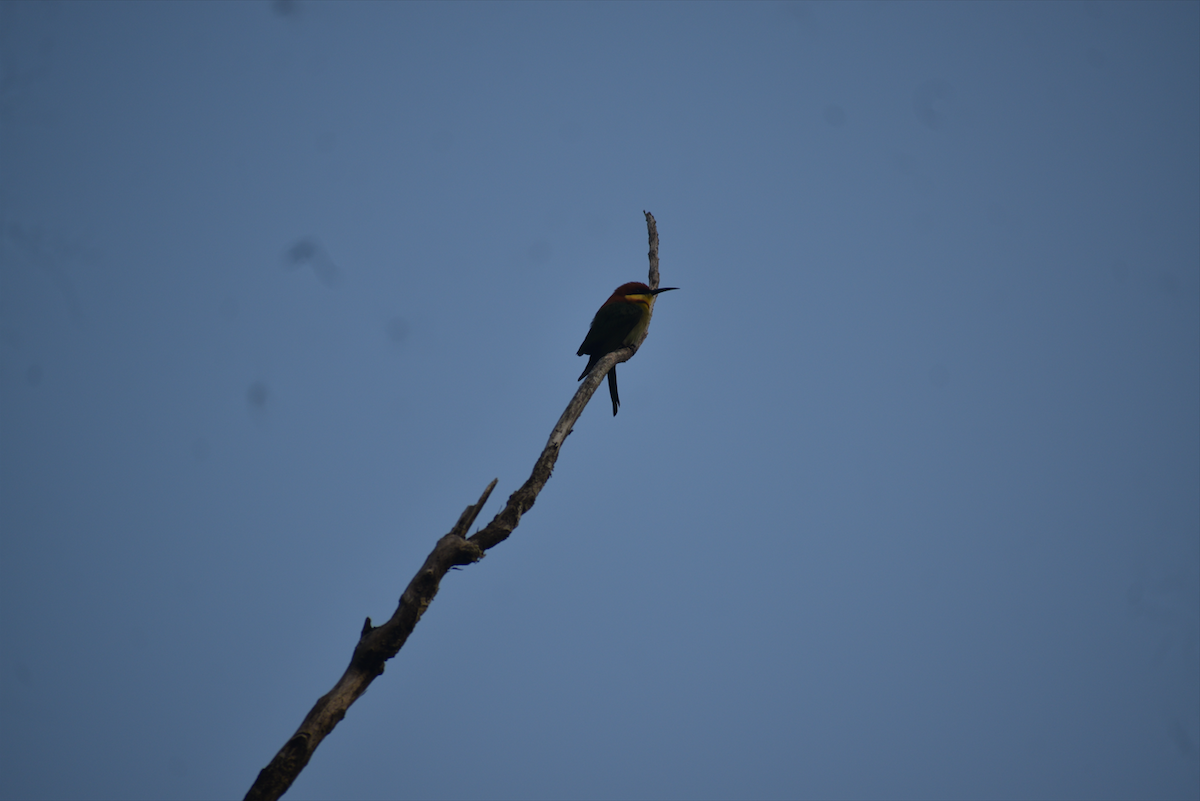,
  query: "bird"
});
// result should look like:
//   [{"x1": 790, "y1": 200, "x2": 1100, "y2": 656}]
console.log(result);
[{"x1": 577, "y1": 281, "x2": 678, "y2": 415}]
